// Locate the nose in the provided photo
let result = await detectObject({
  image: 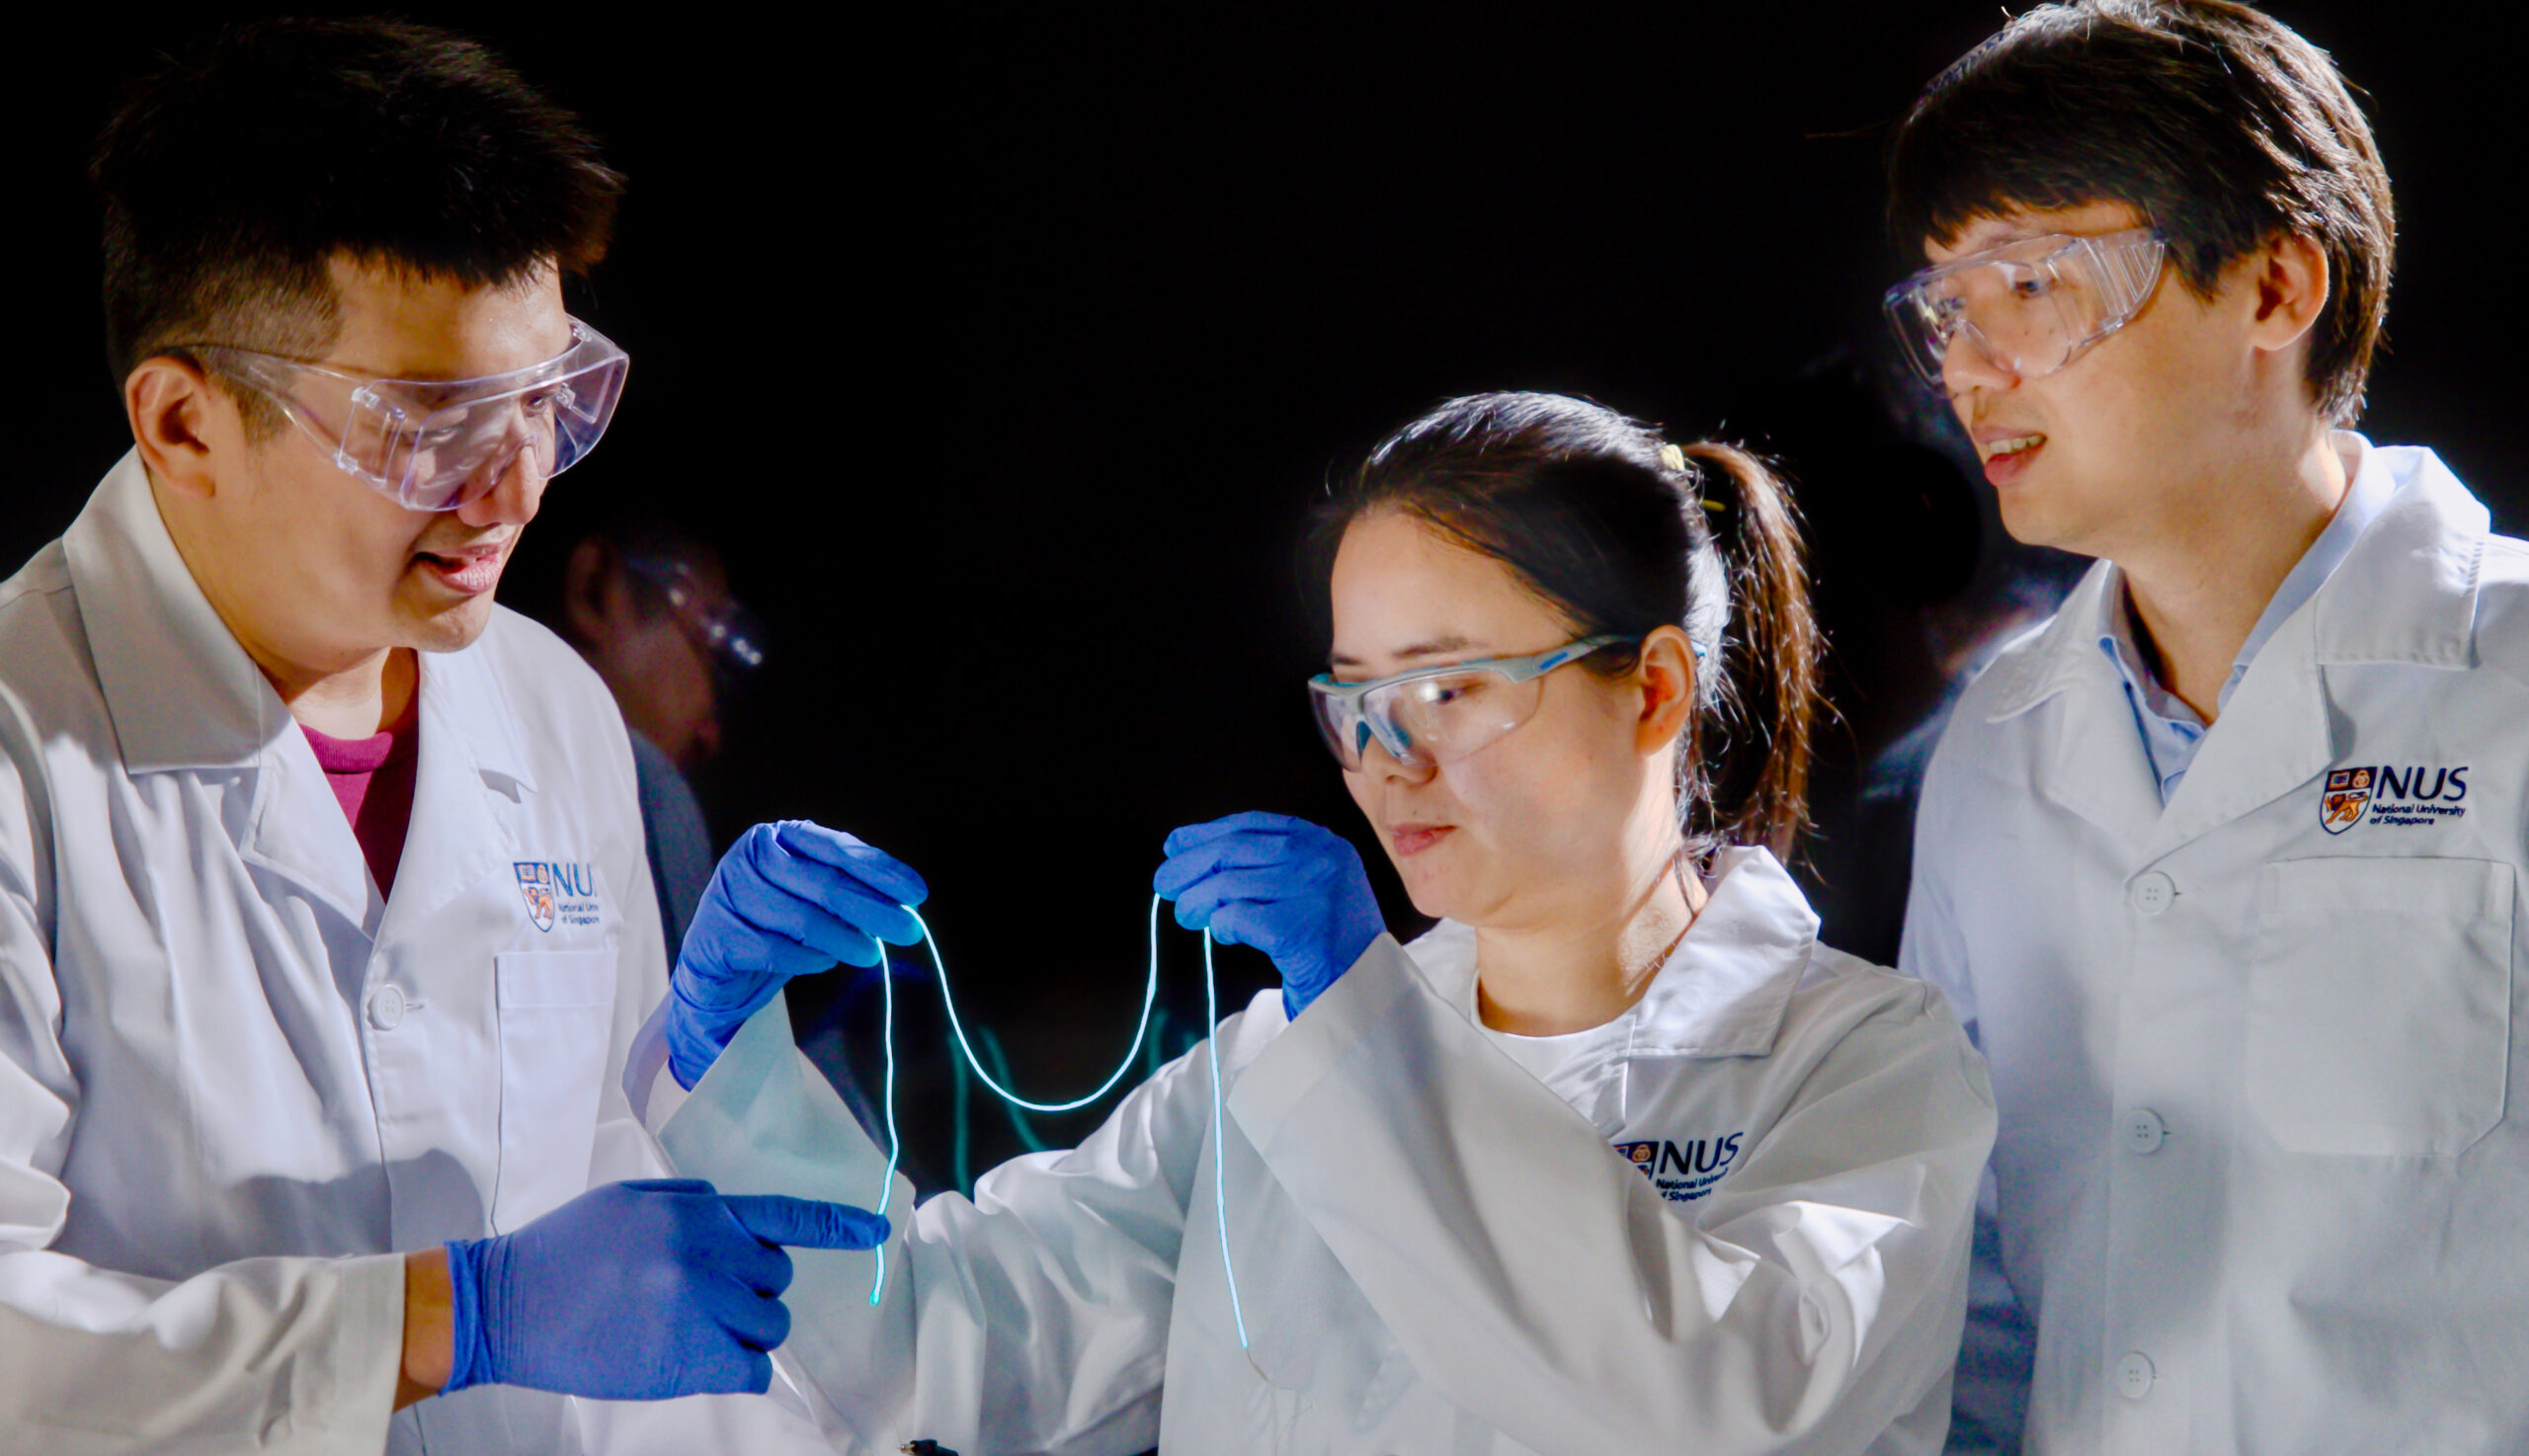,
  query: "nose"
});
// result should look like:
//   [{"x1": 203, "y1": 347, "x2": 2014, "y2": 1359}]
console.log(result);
[
  {"x1": 453, "y1": 446, "x2": 547, "y2": 530},
  {"x1": 1940, "y1": 326, "x2": 2020, "y2": 400},
  {"x1": 1362, "y1": 734, "x2": 1437, "y2": 783}
]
